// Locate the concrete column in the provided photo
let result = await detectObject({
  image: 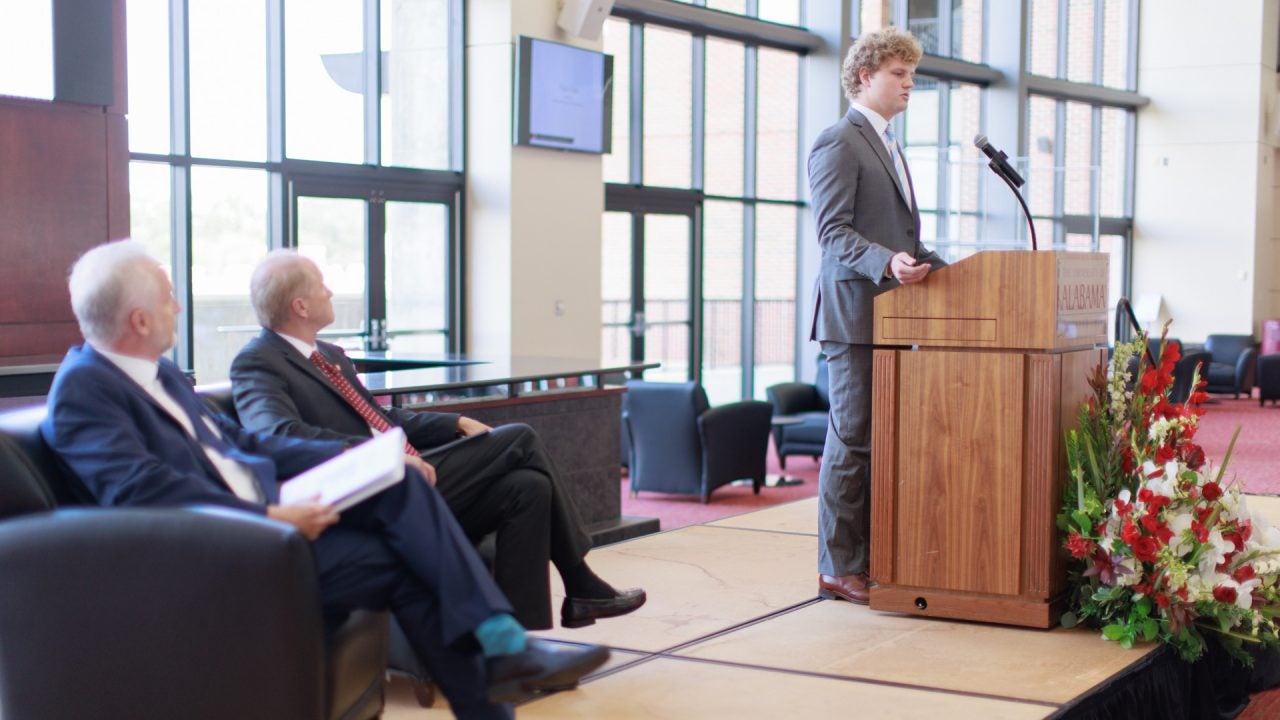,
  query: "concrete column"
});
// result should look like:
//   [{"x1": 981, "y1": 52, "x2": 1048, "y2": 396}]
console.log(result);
[{"x1": 466, "y1": 0, "x2": 605, "y2": 360}]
